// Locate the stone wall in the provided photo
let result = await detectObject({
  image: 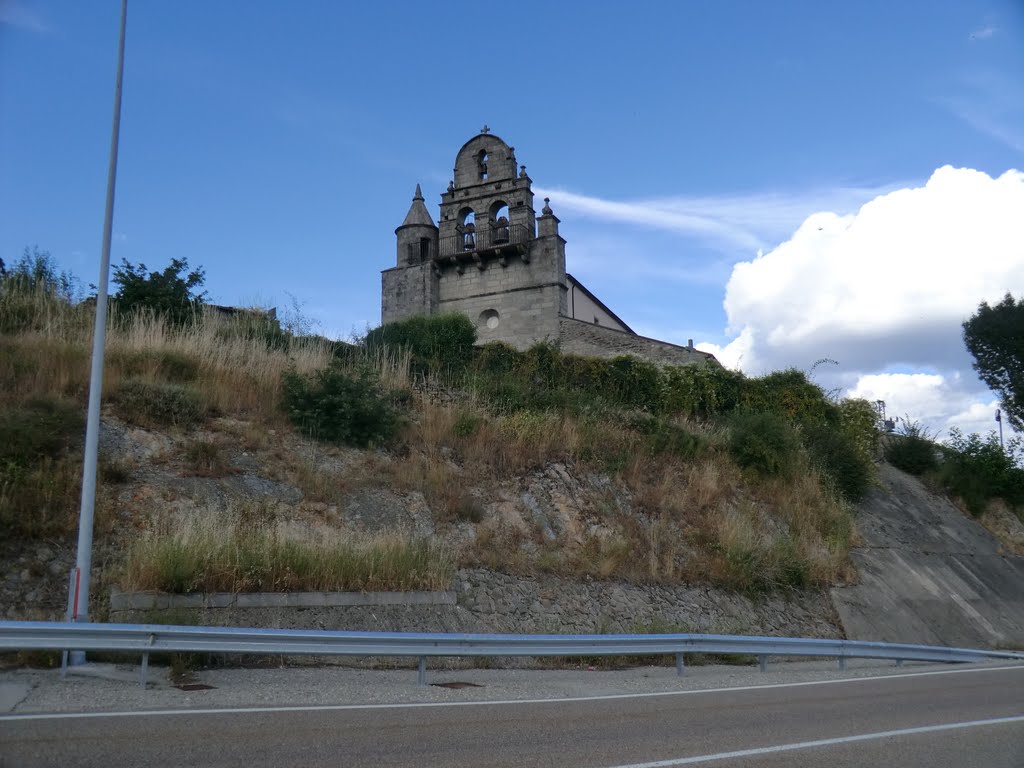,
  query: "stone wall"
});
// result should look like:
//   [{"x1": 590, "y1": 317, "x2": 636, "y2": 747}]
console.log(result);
[
  {"x1": 109, "y1": 569, "x2": 841, "y2": 641},
  {"x1": 438, "y1": 237, "x2": 566, "y2": 349},
  {"x1": 558, "y1": 318, "x2": 714, "y2": 367},
  {"x1": 381, "y1": 263, "x2": 437, "y2": 324}
]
